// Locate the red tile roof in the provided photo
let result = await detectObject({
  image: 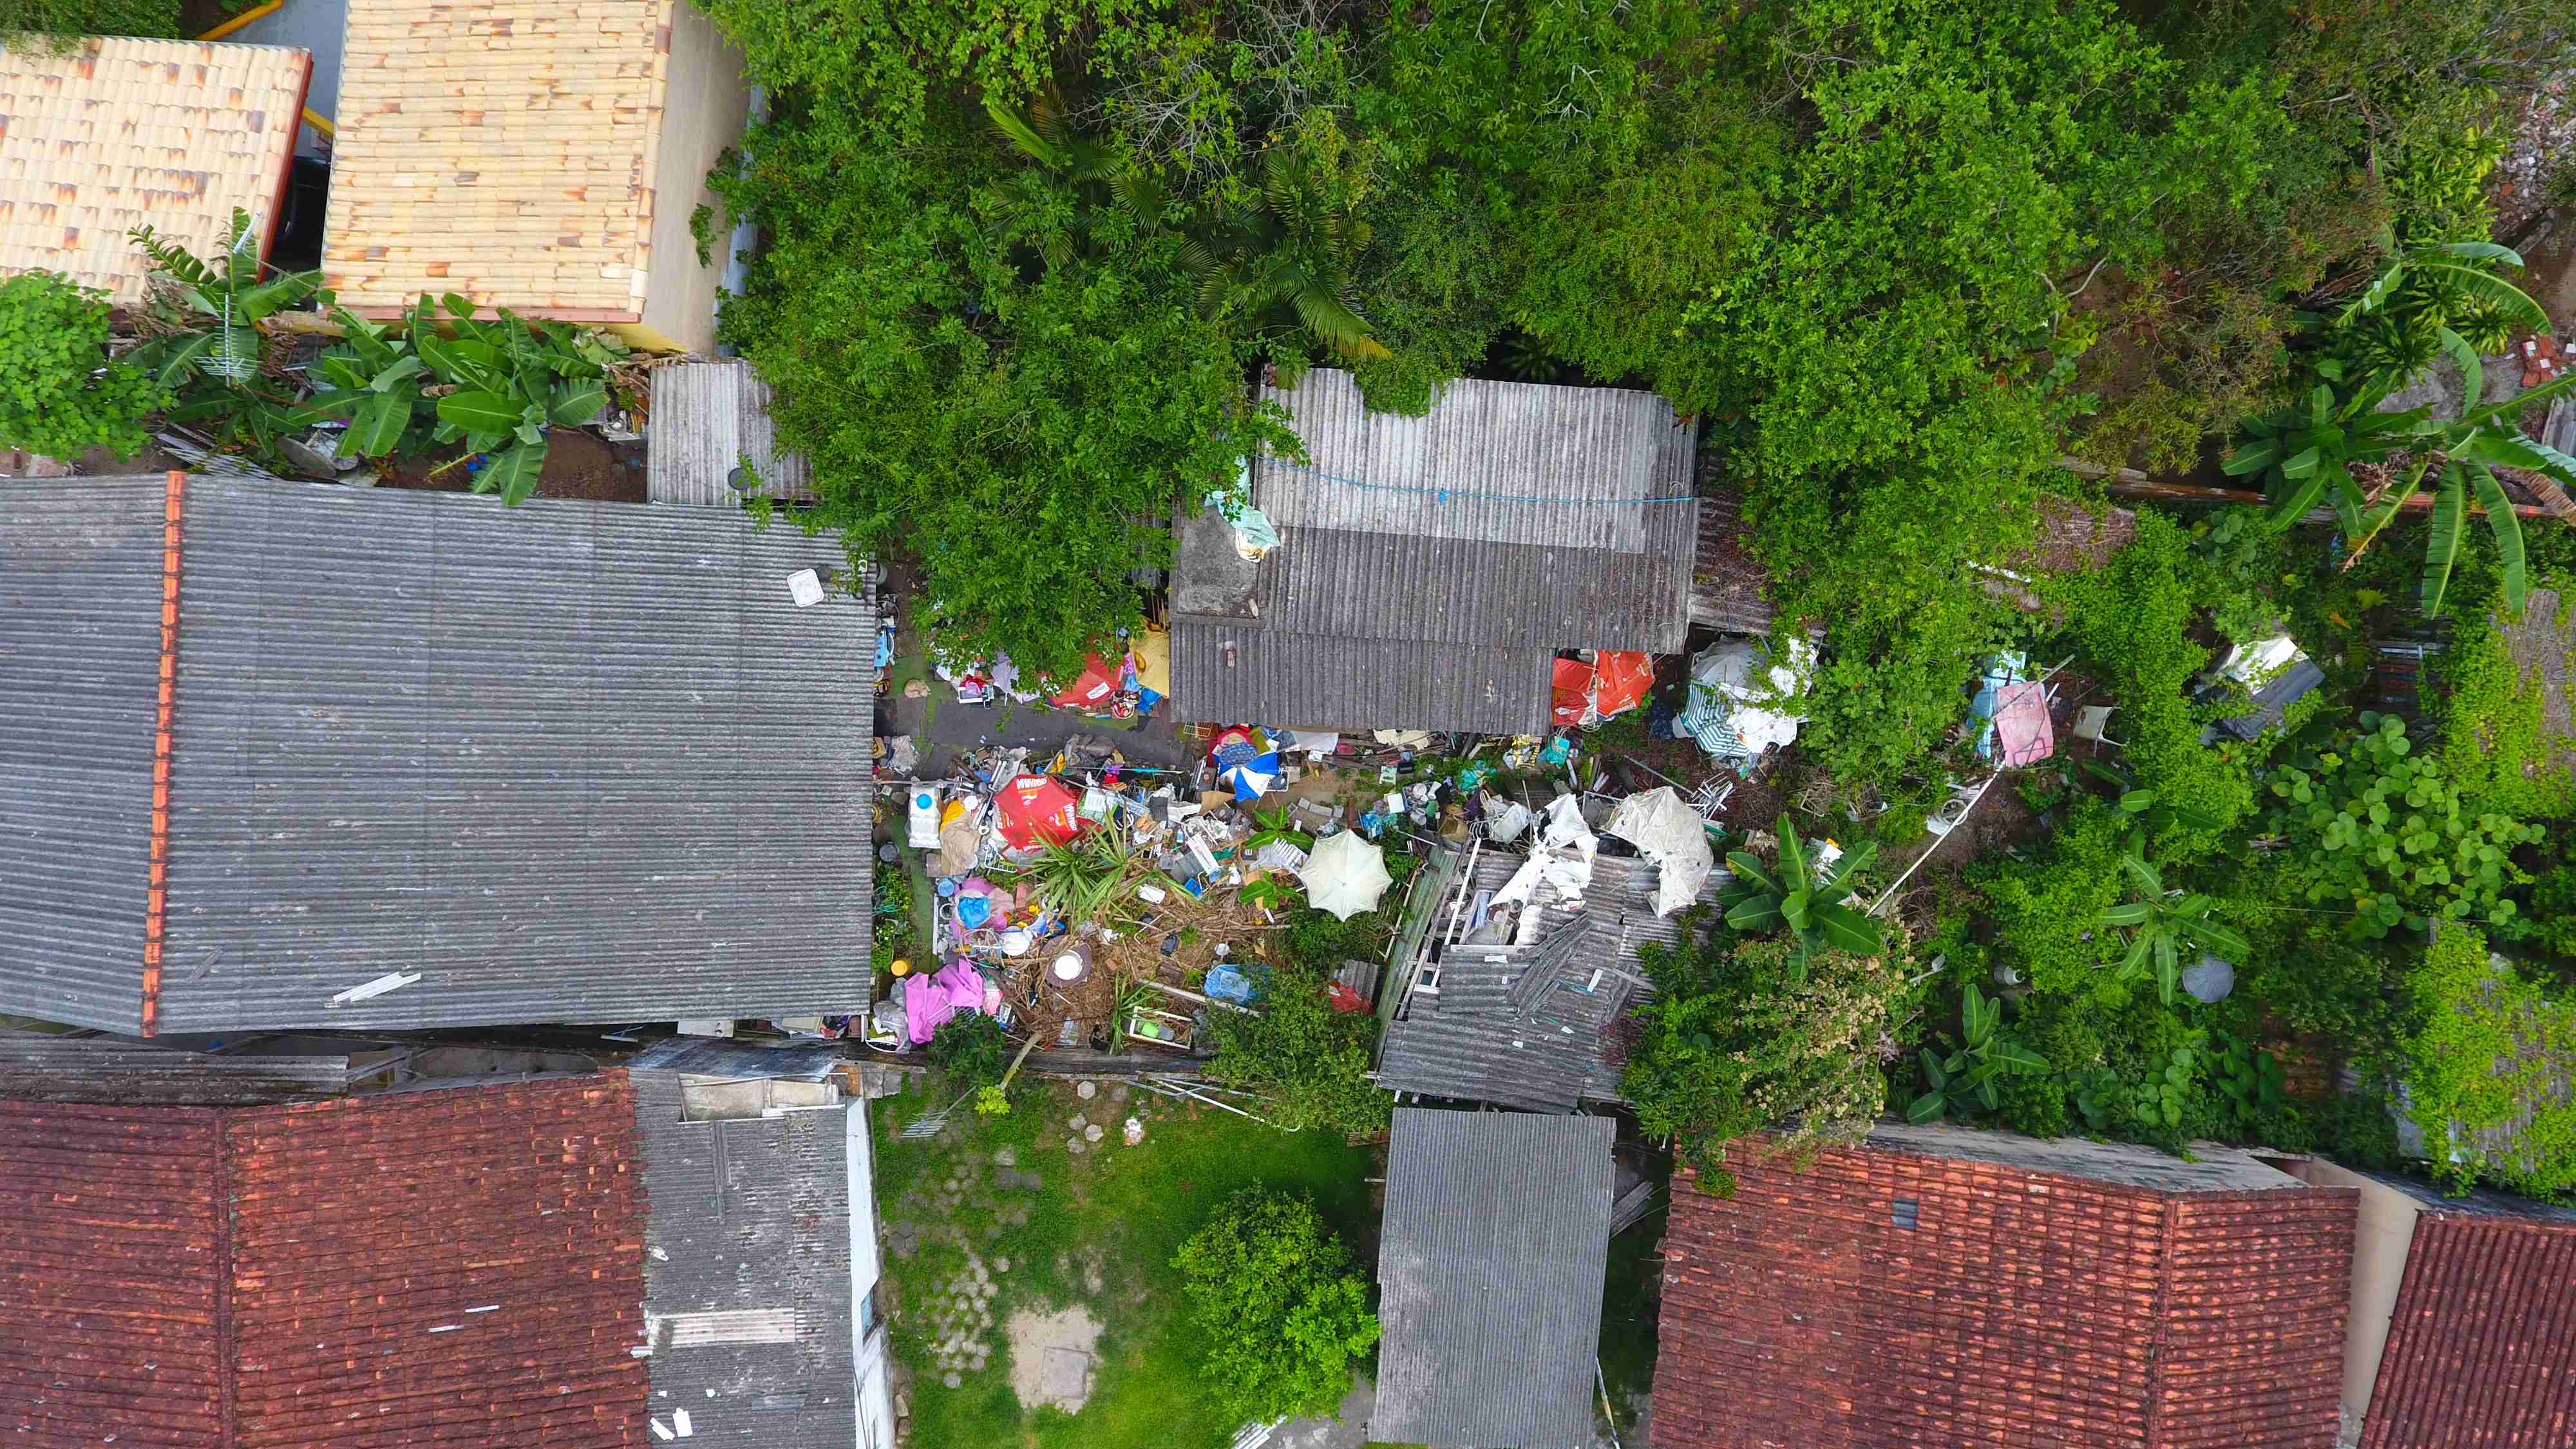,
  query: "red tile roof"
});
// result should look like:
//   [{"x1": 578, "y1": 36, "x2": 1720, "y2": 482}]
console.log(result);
[
  {"x1": 0, "y1": 1075, "x2": 649, "y2": 1448},
  {"x1": 1649, "y1": 1137, "x2": 2356, "y2": 1449},
  {"x1": 0, "y1": 1102, "x2": 228, "y2": 1448},
  {"x1": 2362, "y1": 1212, "x2": 2576, "y2": 1448}
]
